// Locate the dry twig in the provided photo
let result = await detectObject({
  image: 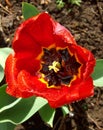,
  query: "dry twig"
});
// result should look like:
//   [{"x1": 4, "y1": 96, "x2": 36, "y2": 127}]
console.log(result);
[
  {"x1": 87, "y1": 113, "x2": 103, "y2": 130},
  {"x1": 0, "y1": 3, "x2": 12, "y2": 14},
  {"x1": 52, "y1": 116, "x2": 62, "y2": 130},
  {"x1": 5, "y1": 0, "x2": 12, "y2": 7}
]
